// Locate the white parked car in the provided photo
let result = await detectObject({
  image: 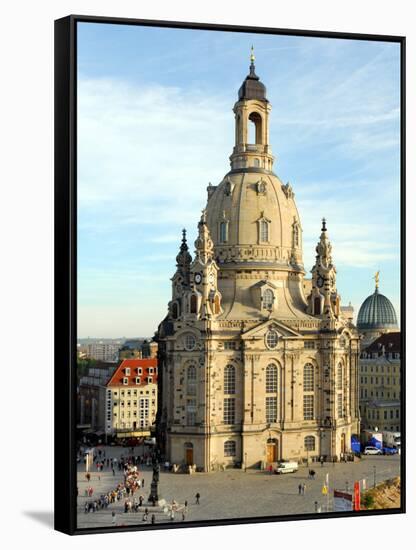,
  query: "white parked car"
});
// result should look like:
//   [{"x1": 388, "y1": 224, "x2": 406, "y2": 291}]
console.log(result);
[
  {"x1": 363, "y1": 446, "x2": 382, "y2": 455},
  {"x1": 275, "y1": 461, "x2": 299, "y2": 474}
]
